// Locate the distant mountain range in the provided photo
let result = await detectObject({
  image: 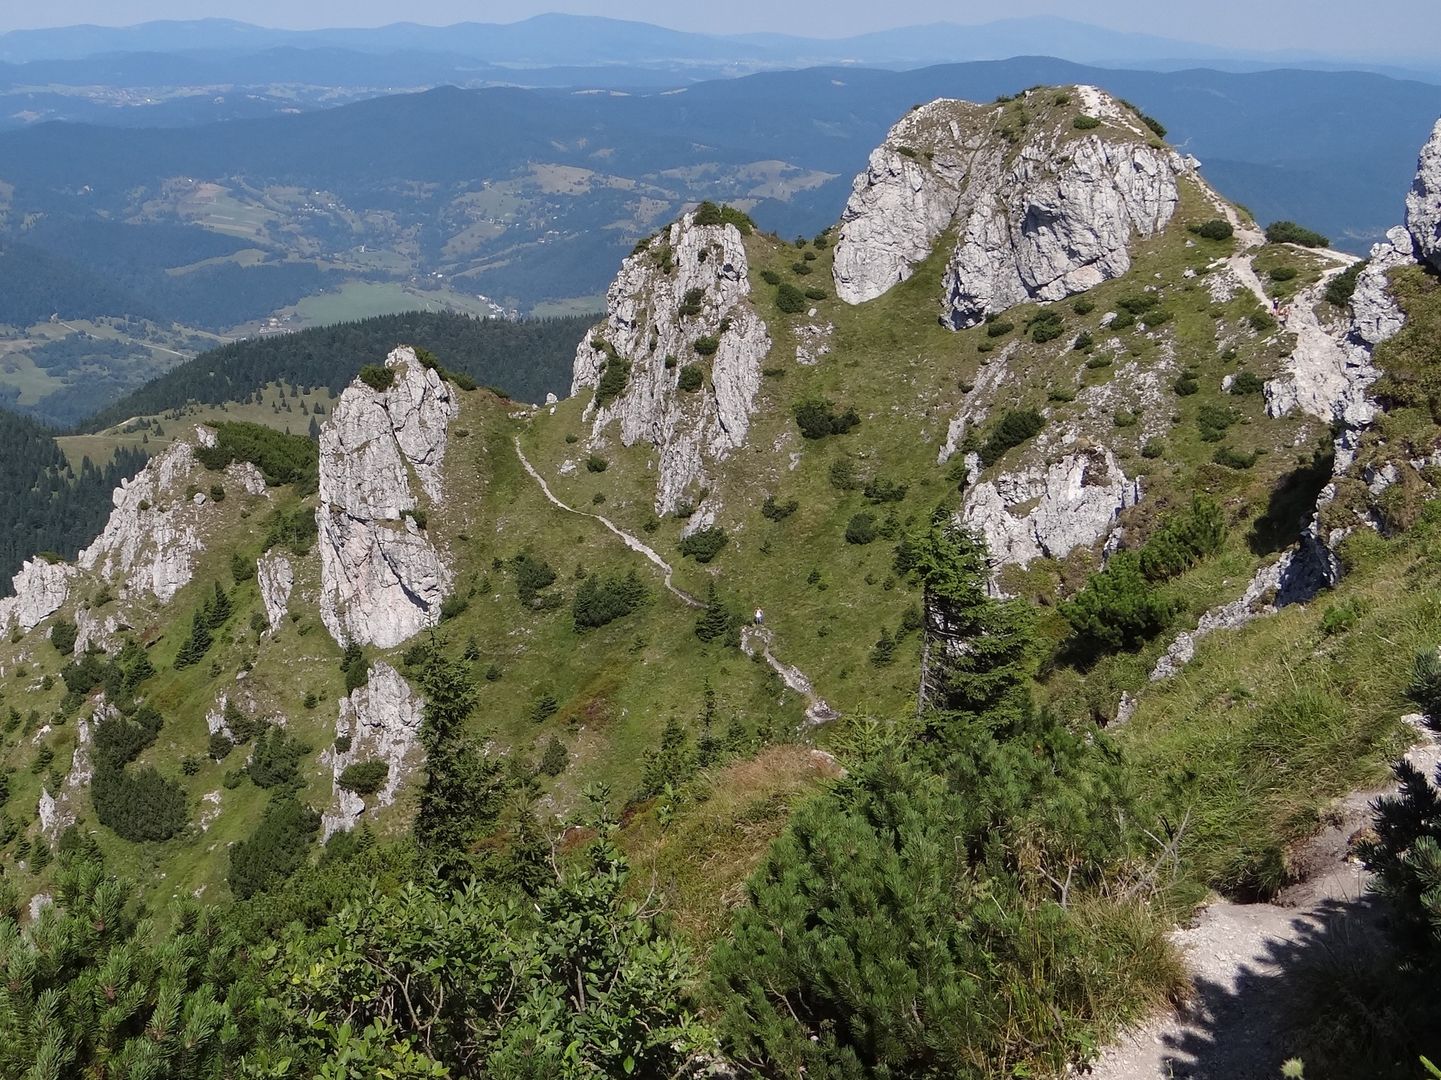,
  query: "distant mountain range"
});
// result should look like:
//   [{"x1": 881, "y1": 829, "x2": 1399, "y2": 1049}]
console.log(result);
[{"x1": 0, "y1": 14, "x2": 1436, "y2": 83}]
